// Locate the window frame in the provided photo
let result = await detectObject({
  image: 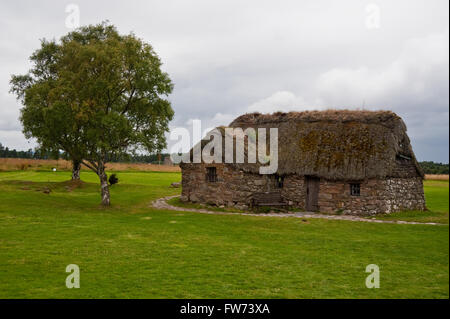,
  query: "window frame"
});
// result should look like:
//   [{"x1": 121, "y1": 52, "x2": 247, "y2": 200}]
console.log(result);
[
  {"x1": 206, "y1": 166, "x2": 217, "y2": 183},
  {"x1": 350, "y1": 183, "x2": 361, "y2": 196}
]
